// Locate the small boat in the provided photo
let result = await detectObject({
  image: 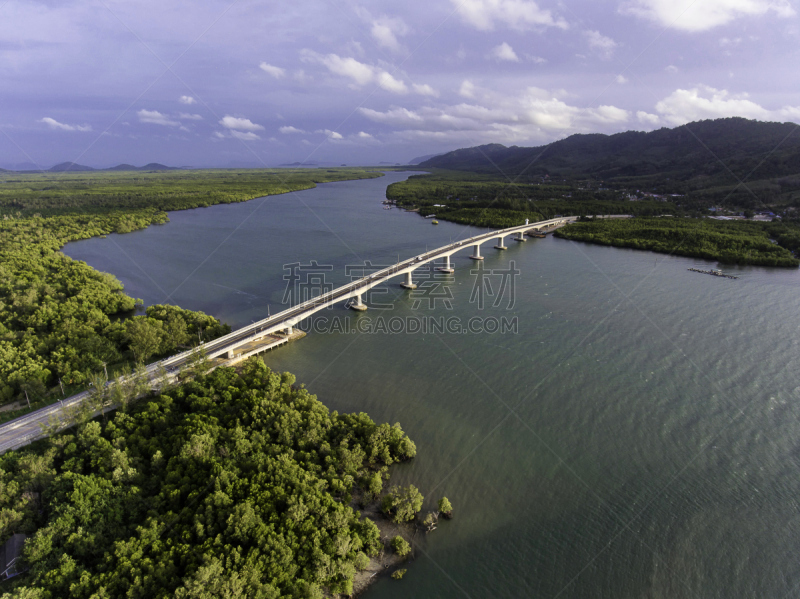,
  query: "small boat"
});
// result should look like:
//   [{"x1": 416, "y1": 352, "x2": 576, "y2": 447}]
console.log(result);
[{"x1": 432, "y1": 220, "x2": 439, "y2": 225}]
